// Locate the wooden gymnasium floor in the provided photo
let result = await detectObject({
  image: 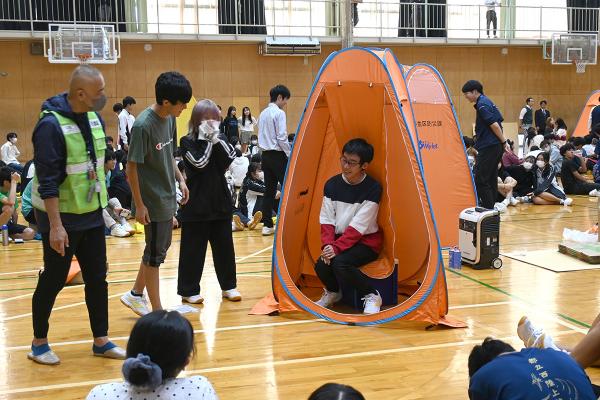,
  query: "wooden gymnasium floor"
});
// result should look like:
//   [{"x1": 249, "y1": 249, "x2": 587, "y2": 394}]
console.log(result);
[{"x1": 2, "y1": 197, "x2": 600, "y2": 400}]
